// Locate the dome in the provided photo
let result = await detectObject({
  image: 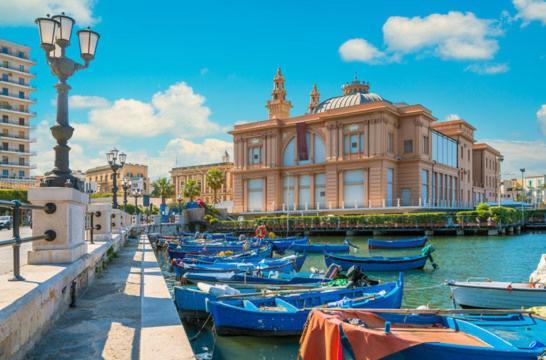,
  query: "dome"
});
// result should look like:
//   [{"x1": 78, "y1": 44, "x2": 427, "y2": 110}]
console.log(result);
[
  {"x1": 312, "y1": 92, "x2": 385, "y2": 113},
  {"x1": 311, "y1": 77, "x2": 388, "y2": 114}
]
